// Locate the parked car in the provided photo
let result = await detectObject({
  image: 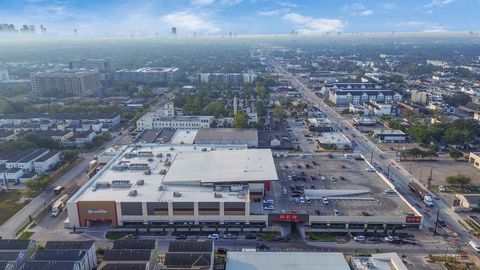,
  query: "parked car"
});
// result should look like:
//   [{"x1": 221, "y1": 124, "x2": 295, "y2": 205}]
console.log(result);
[
  {"x1": 223, "y1": 233, "x2": 237, "y2": 239},
  {"x1": 322, "y1": 198, "x2": 330, "y2": 205},
  {"x1": 361, "y1": 211, "x2": 371, "y2": 216},
  {"x1": 245, "y1": 233, "x2": 256, "y2": 239},
  {"x1": 175, "y1": 234, "x2": 187, "y2": 240},
  {"x1": 282, "y1": 187, "x2": 288, "y2": 195},
  {"x1": 305, "y1": 197, "x2": 311, "y2": 204},
  {"x1": 320, "y1": 176, "x2": 326, "y2": 181},
  {"x1": 299, "y1": 197, "x2": 305, "y2": 204},
  {"x1": 366, "y1": 167, "x2": 375, "y2": 172},
  {"x1": 354, "y1": 235, "x2": 366, "y2": 242},
  {"x1": 315, "y1": 209, "x2": 321, "y2": 215},
  {"x1": 333, "y1": 209, "x2": 340, "y2": 216},
  {"x1": 208, "y1": 234, "x2": 220, "y2": 240},
  {"x1": 439, "y1": 185, "x2": 446, "y2": 192}
]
